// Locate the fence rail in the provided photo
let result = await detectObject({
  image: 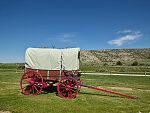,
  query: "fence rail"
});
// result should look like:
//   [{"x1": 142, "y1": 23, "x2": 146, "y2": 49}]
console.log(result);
[
  {"x1": 82, "y1": 71, "x2": 150, "y2": 76},
  {"x1": 0, "y1": 69, "x2": 24, "y2": 73}
]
